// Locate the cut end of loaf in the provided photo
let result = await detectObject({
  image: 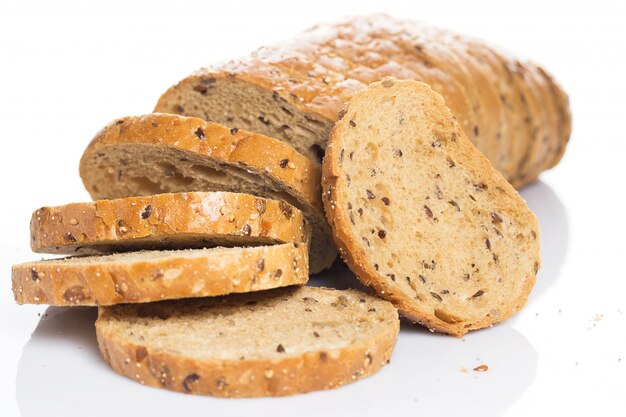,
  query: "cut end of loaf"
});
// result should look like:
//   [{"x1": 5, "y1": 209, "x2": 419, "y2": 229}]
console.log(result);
[
  {"x1": 96, "y1": 286, "x2": 399, "y2": 397},
  {"x1": 155, "y1": 75, "x2": 334, "y2": 165},
  {"x1": 323, "y1": 78, "x2": 541, "y2": 336}
]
